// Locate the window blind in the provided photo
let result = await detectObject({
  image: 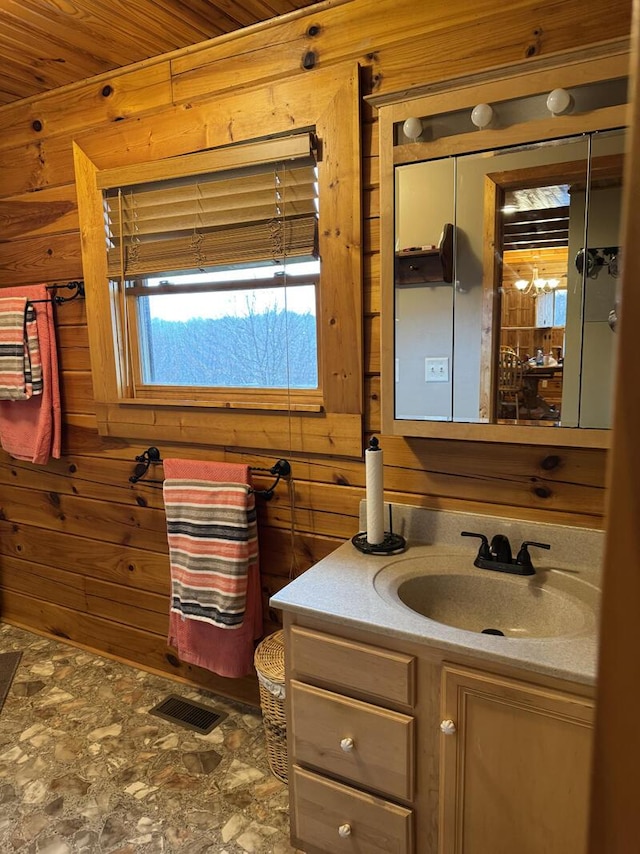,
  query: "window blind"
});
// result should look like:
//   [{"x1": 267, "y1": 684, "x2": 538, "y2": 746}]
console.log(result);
[{"x1": 104, "y1": 134, "x2": 318, "y2": 278}]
